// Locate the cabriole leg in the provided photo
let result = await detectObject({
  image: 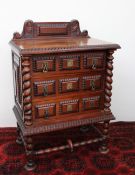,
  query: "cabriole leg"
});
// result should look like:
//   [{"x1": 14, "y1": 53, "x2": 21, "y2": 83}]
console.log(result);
[
  {"x1": 99, "y1": 120, "x2": 110, "y2": 154},
  {"x1": 24, "y1": 136, "x2": 36, "y2": 171}
]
